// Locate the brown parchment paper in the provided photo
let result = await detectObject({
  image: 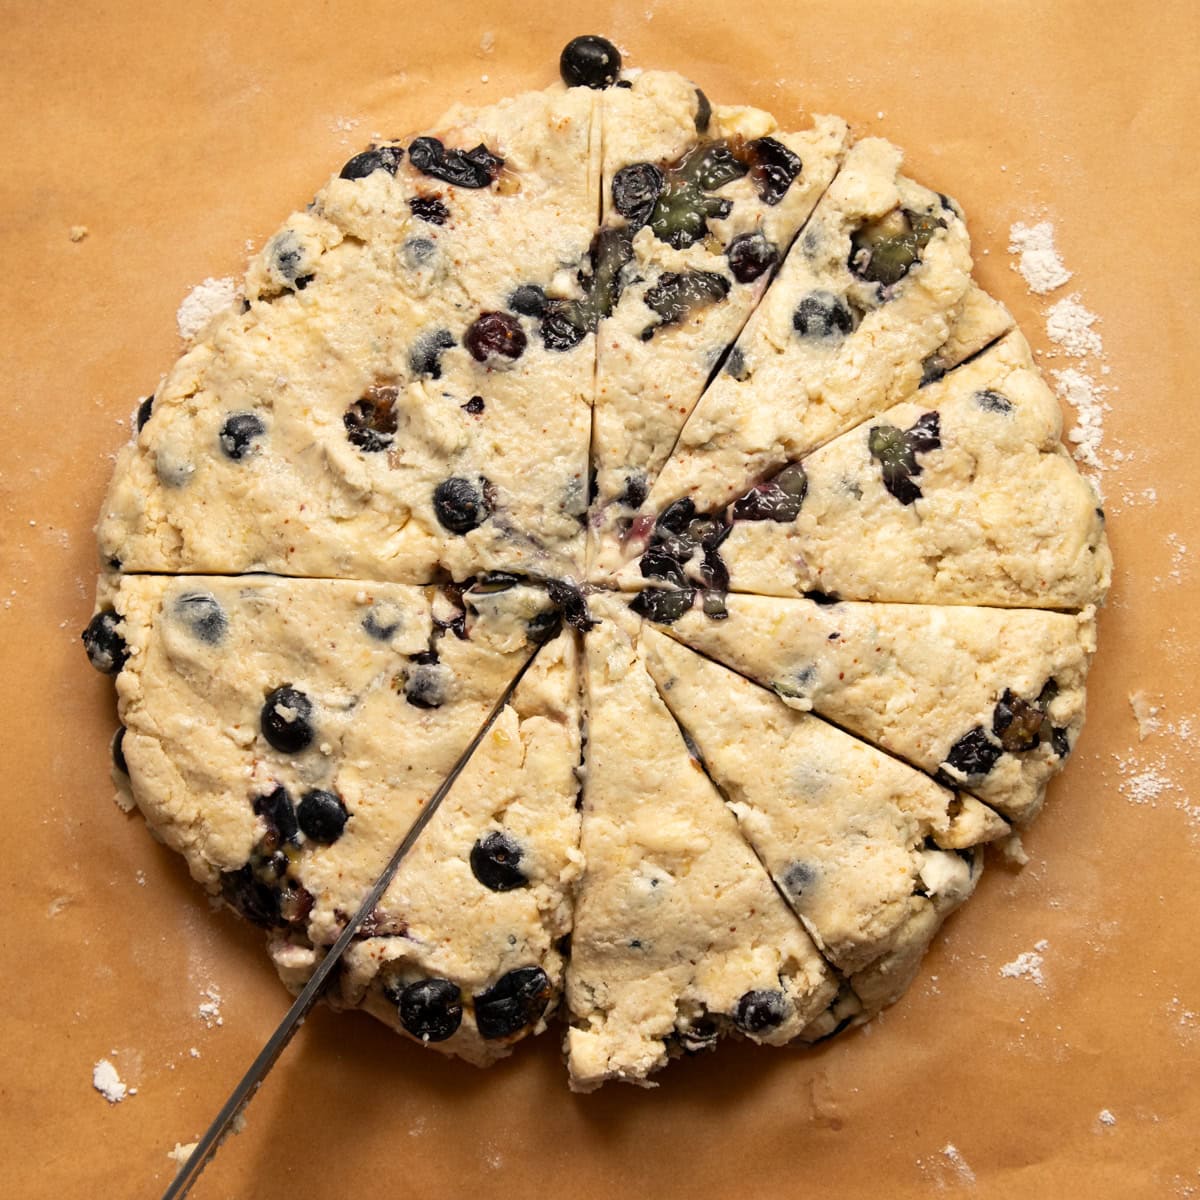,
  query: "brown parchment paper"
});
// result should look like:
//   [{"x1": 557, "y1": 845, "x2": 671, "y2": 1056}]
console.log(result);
[{"x1": 2, "y1": 2, "x2": 1198, "y2": 1196}]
